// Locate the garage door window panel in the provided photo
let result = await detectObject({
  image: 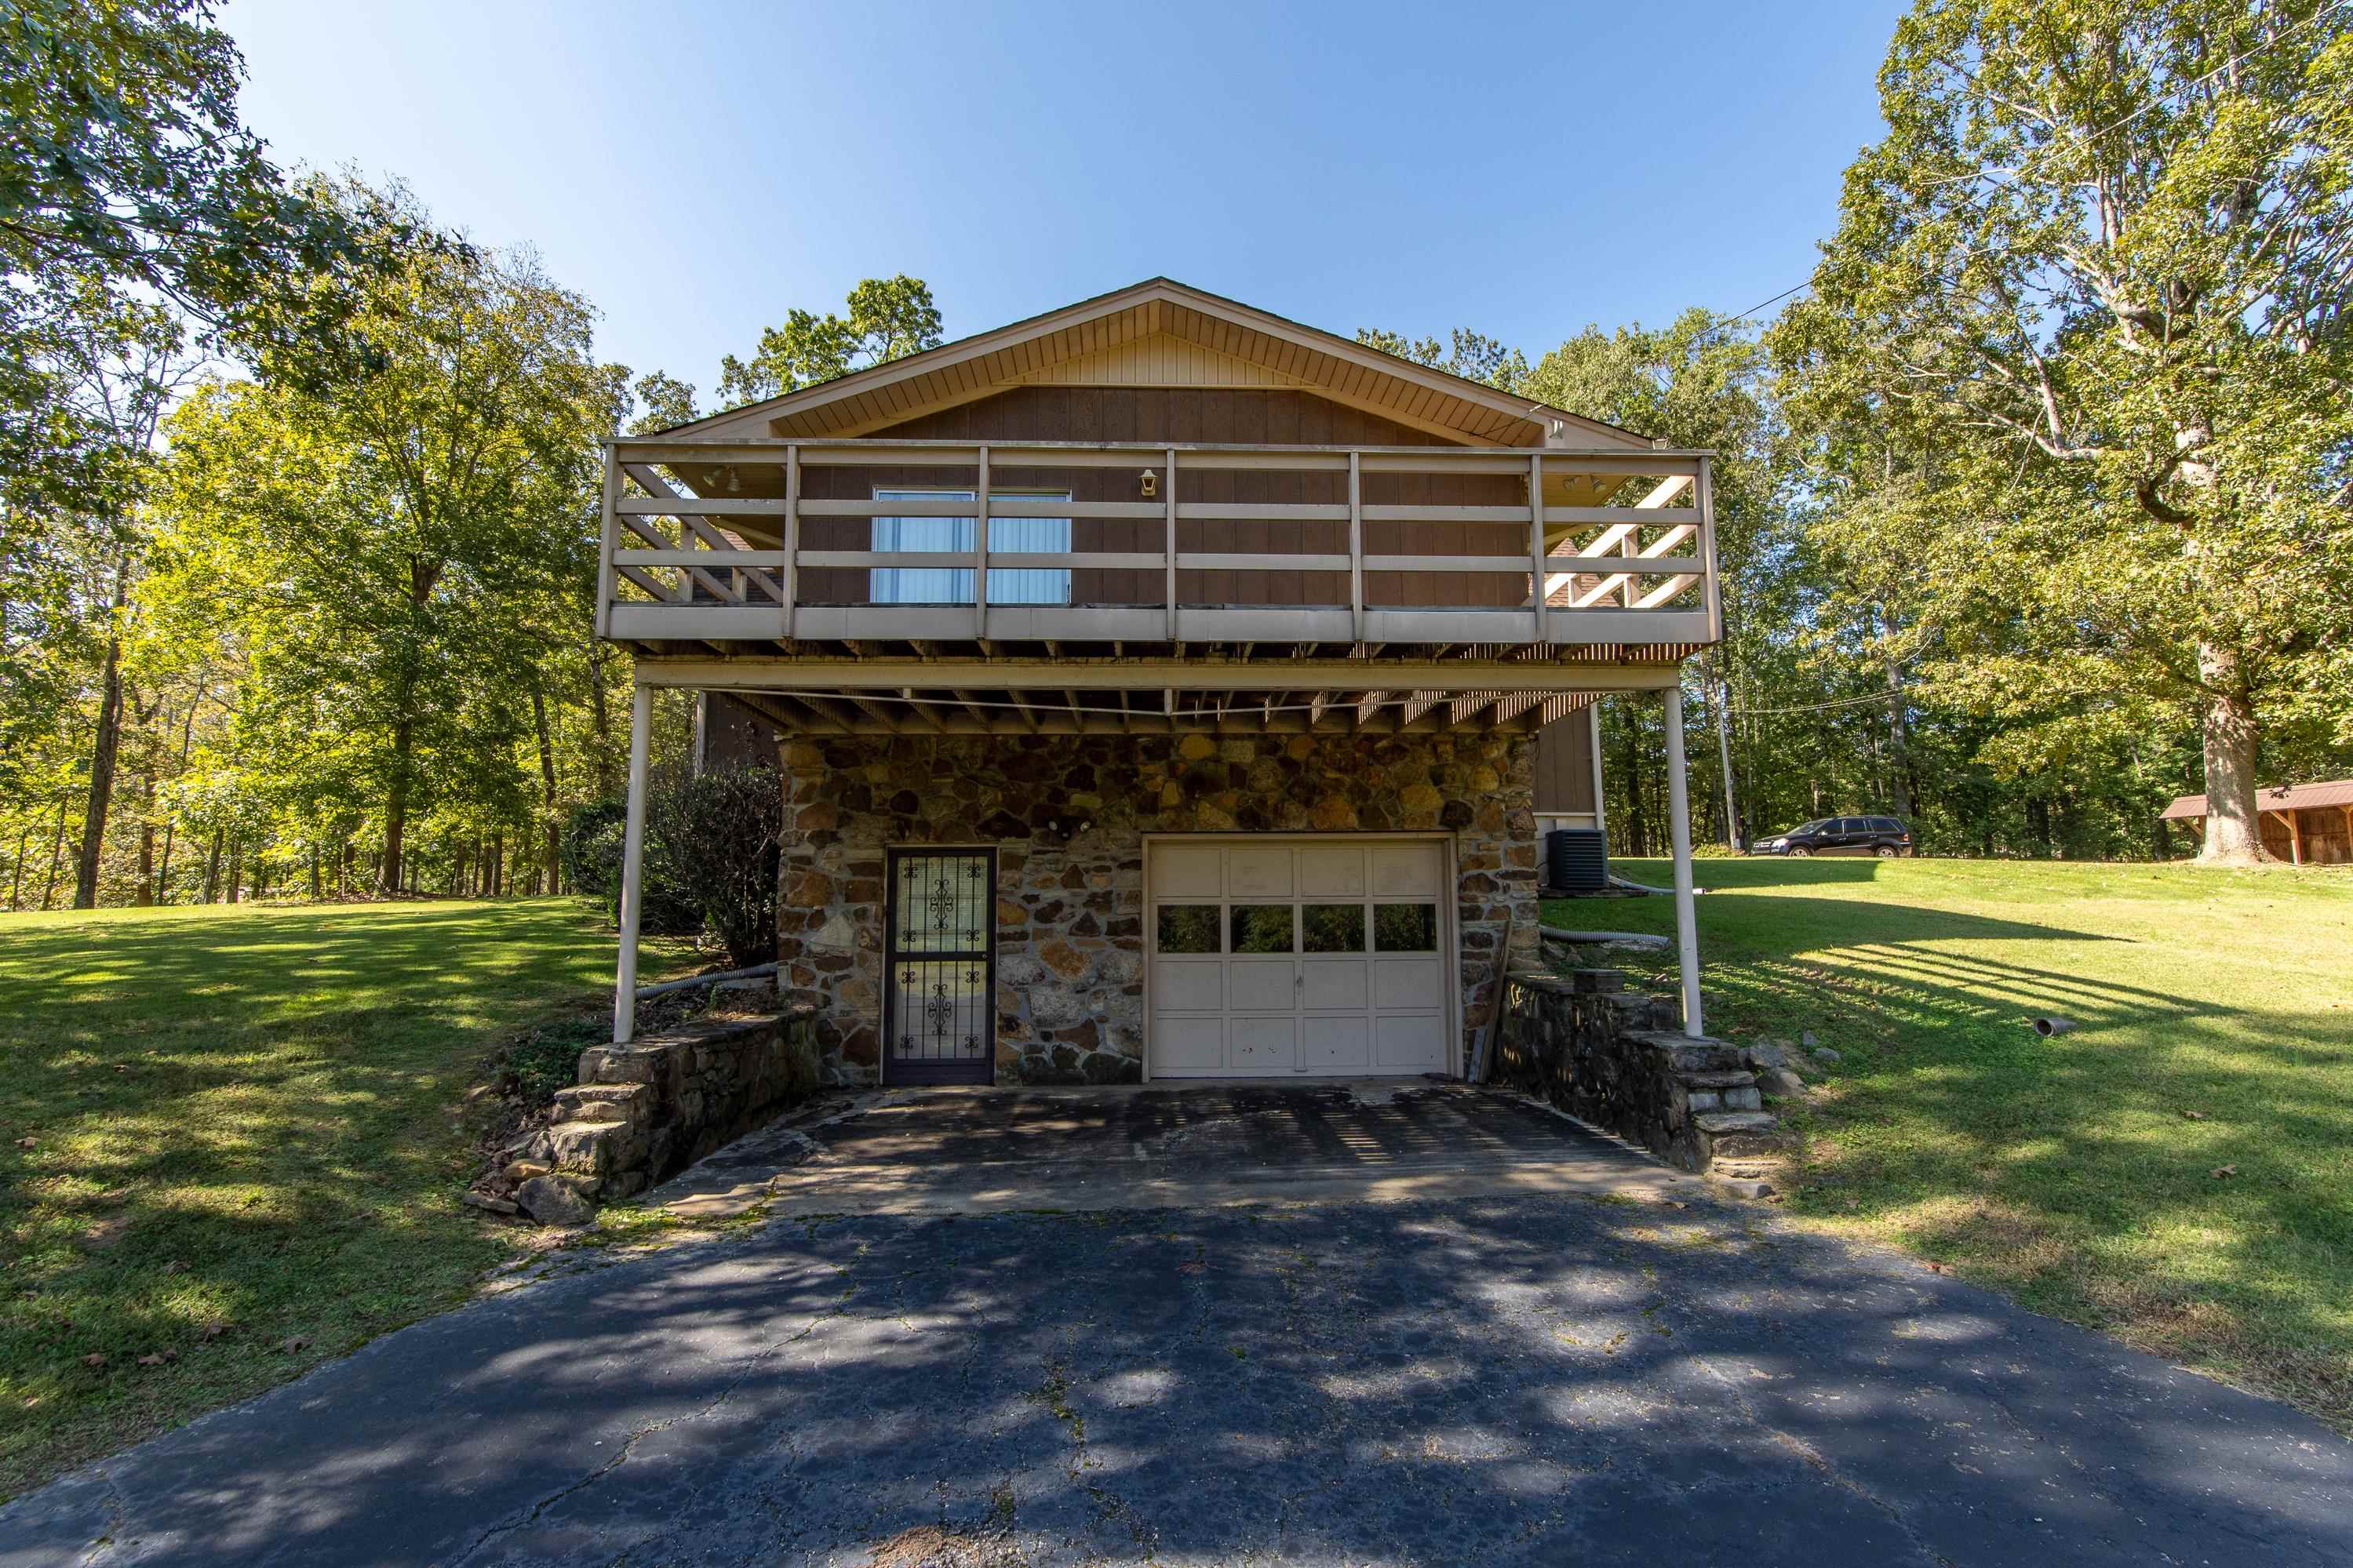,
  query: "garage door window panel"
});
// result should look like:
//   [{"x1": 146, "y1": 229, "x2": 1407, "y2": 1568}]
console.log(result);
[
  {"x1": 1156, "y1": 905, "x2": 1221, "y2": 954},
  {"x1": 1229, "y1": 905, "x2": 1296, "y2": 954},
  {"x1": 1302, "y1": 904, "x2": 1366, "y2": 954},
  {"x1": 1374, "y1": 904, "x2": 1439, "y2": 952}
]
